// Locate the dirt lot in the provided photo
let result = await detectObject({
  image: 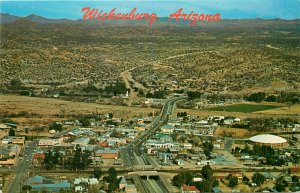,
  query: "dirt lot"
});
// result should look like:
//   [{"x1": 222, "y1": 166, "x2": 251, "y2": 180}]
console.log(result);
[
  {"x1": 0, "y1": 95, "x2": 156, "y2": 126},
  {"x1": 215, "y1": 127, "x2": 252, "y2": 138},
  {"x1": 0, "y1": 95, "x2": 155, "y2": 117}
]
